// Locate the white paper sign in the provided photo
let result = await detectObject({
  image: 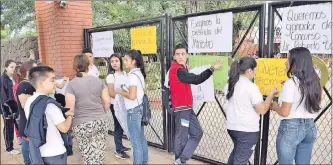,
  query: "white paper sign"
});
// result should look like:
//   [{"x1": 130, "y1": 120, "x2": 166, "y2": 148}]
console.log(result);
[
  {"x1": 188, "y1": 12, "x2": 233, "y2": 53},
  {"x1": 280, "y1": 4, "x2": 332, "y2": 54},
  {"x1": 190, "y1": 66, "x2": 215, "y2": 105},
  {"x1": 92, "y1": 31, "x2": 114, "y2": 57},
  {"x1": 113, "y1": 94, "x2": 130, "y2": 139}
]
